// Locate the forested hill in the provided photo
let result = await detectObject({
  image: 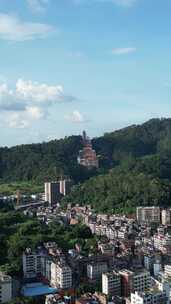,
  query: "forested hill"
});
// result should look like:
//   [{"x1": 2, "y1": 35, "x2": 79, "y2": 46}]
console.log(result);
[
  {"x1": 62, "y1": 118, "x2": 171, "y2": 213},
  {"x1": 1, "y1": 118, "x2": 171, "y2": 184}
]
